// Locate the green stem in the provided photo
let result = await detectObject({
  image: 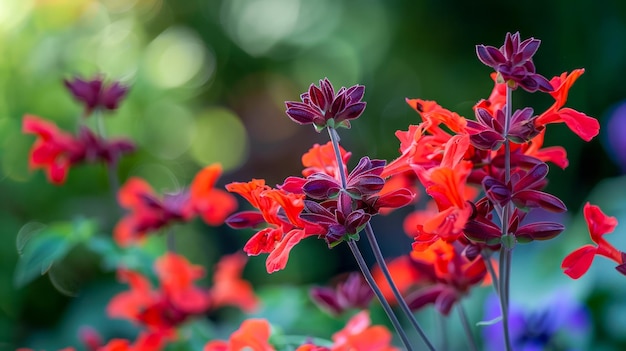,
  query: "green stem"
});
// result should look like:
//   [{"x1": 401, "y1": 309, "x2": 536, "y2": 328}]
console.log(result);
[
  {"x1": 348, "y1": 240, "x2": 414, "y2": 351},
  {"x1": 327, "y1": 126, "x2": 420, "y2": 350},
  {"x1": 483, "y1": 251, "x2": 499, "y2": 296},
  {"x1": 365, "y1": 223, "x2": 436, "y2": 350},
  {"x1": 438, "y1": 312, "x2": 448, "y2": 351},
  {"x1": 498, "y1": 85, "x2": 514, "y2": 351},
  {"x1": 328, "y1": 127, "x2": 348, "y2": 188},
  {"x1": 457, "y1": 303, "x2": 478, "y2": 351}
]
